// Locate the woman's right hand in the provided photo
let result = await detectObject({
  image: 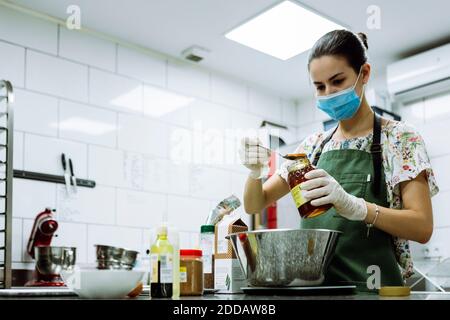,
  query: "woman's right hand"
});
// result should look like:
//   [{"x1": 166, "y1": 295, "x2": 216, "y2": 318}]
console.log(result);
[{"x1": 238, "y1": 137, "x2": 271, "y2": 179}]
